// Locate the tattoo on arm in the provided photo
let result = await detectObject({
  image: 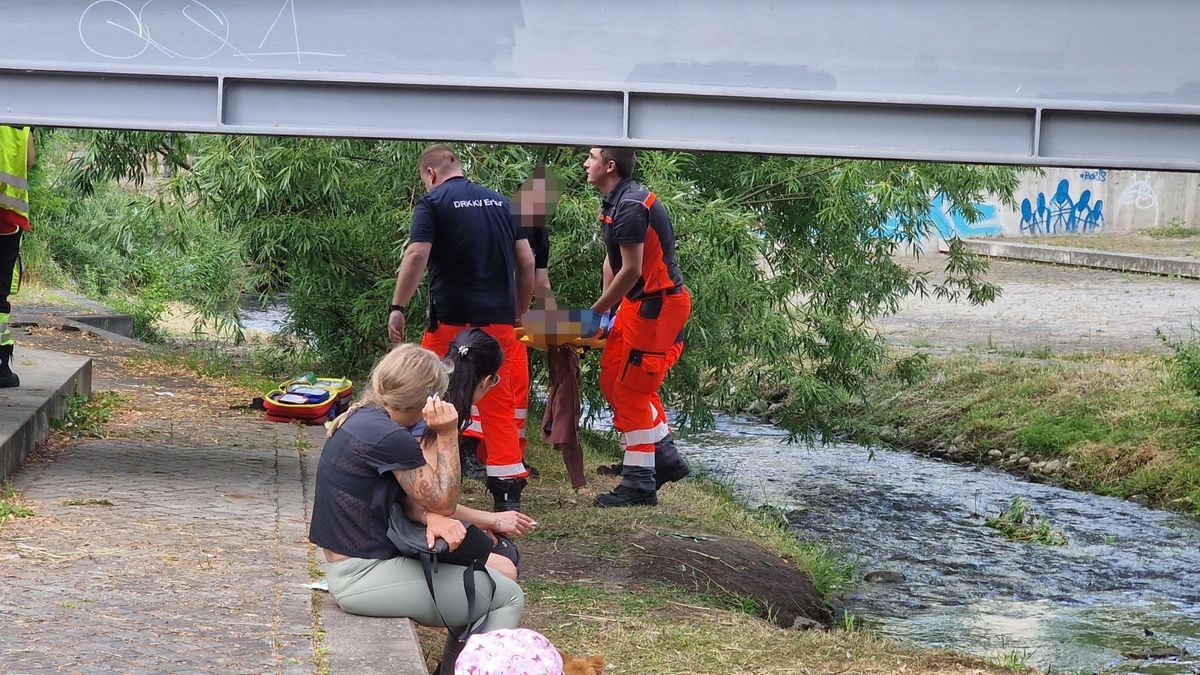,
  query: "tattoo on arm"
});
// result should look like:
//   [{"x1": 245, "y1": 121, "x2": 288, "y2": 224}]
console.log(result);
[{"x1": 395, "y1": 433, "x2": 461, "y2": 513}]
